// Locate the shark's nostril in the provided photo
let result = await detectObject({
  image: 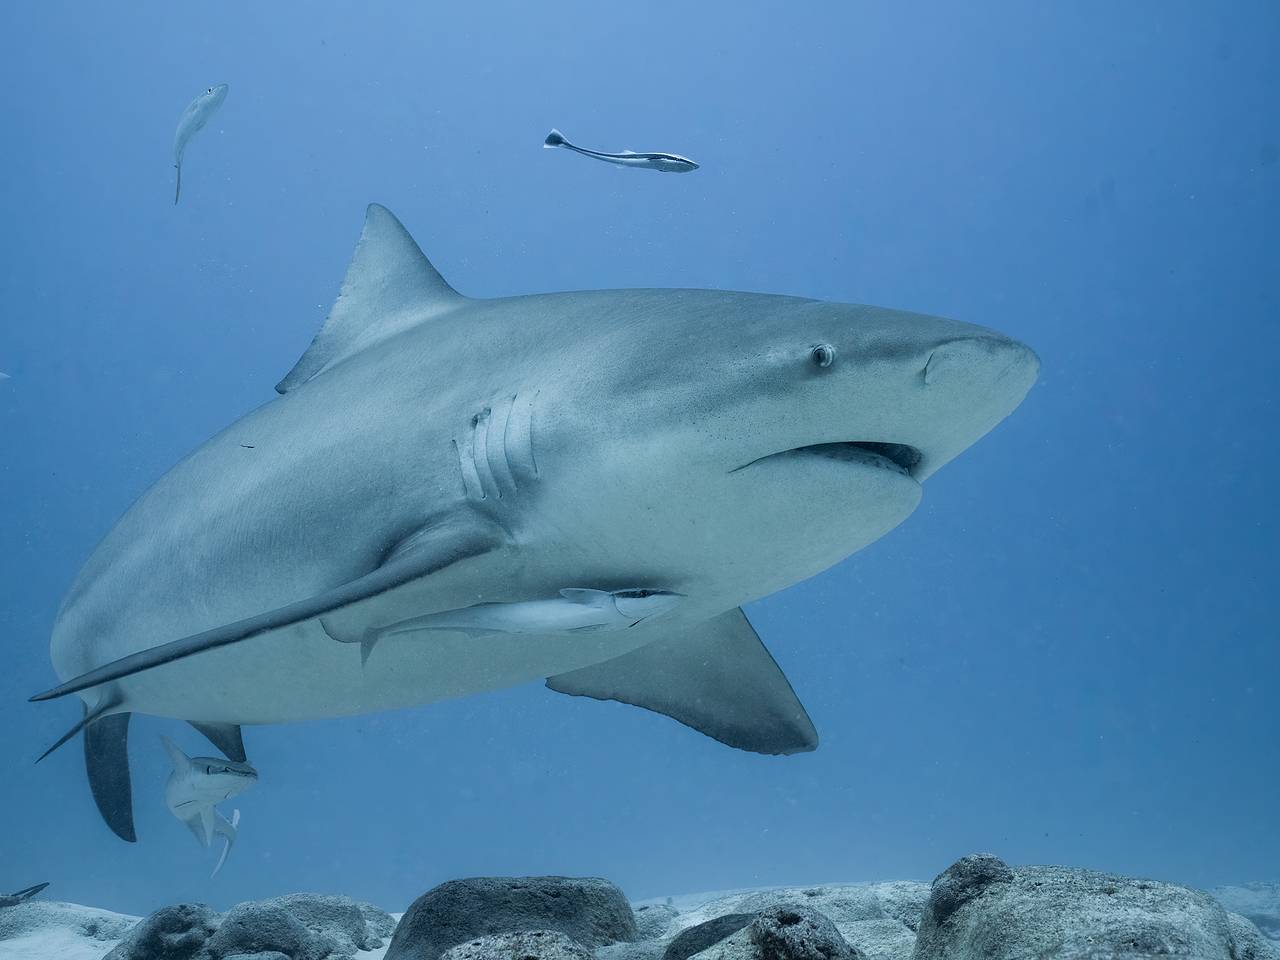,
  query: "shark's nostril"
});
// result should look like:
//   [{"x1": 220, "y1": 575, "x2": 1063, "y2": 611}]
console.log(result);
[
  {"x1": 923, "y1": 351, "x2": 938, "y2": 385},
  {"x1": 923, "y1": 337, "x2": 1035, "y2": 387}
]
